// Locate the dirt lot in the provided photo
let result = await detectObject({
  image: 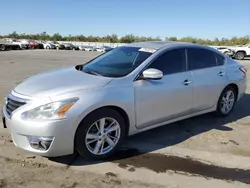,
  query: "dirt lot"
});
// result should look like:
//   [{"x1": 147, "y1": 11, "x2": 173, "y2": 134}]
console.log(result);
[
  {"x1": 0, "y1": 155, "x2": 163, "y2": 188},
  {"x1": 1, "y1": 50, "x2": 250, "y2": 188}
]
